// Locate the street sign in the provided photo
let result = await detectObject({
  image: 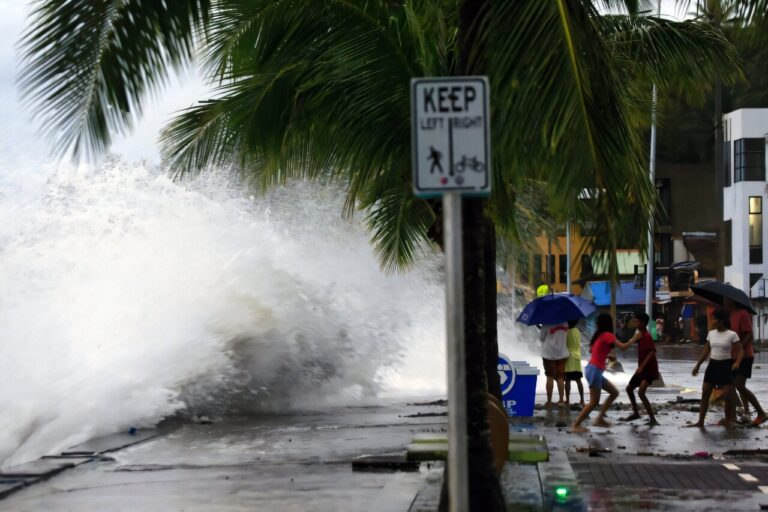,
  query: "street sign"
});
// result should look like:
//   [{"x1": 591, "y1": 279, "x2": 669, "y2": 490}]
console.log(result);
[{"x1": 411, "y1": 77, "x2": 491, "y2": 197}]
